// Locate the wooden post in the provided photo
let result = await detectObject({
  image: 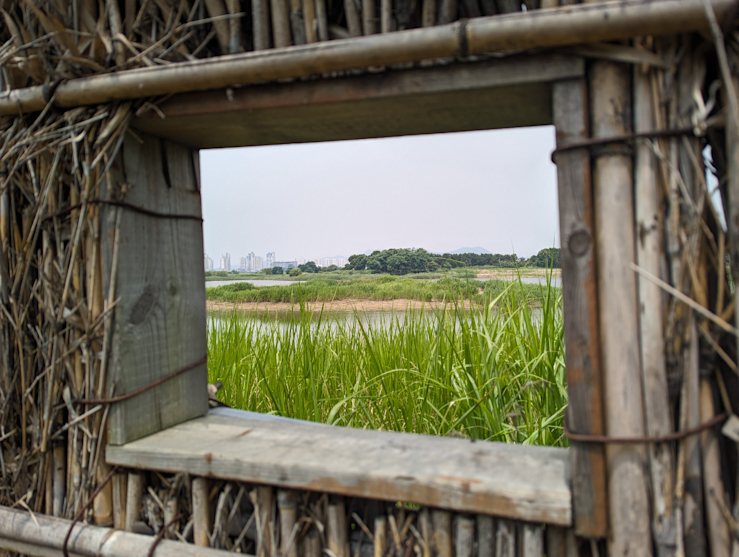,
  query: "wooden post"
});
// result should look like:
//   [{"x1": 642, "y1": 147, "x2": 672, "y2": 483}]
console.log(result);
[
  {"x1": 520, "y1": 524, "x2": 544, "y2": 557},
  {"x1": 101, "y1": 133, "x2": 208, "y2": 446},
  {"x1": 271, "y1": 0, "x2": 292, "y2": 47},
  {"x1": 315, "y1": 0, "x2": 328, "y2": 40},
  {"x1": 590, "y1": 58, "x2": 651, "y2": 555},
  {"x1": 634, "y1": 59, "x2": 676, "y2": 557},
  {"x1": 476, "y1": 515, "x2": 494, "y2": 557},
  {"x1": 112, "y1": 471, "x2": 128, "y2": 530},
  {"x1": 344, "y1": 0, "x2": 362, "y2": 37},
  {"x1": 437, "y1": 0, "x2": 457, "y2": 24},
  {"x1": 193, "y1": 477, "x2": 211, "y2": 547},
  {"x1": 545, "y1": 527, "x2": 577, "y2": 557},
  {"x1": 381, "y1": 0, "x2": 391, "y2": 33},
  {"x1": 362, "y1": 0, "x2": 376, "y2": 35},
  {"x1": 375, "y1": 516, "x2": 387, "y2": 557},
  {"x1": 328, "y1": 497, "x2": 348, "y2": 557},
  {"x1": 253, "y1": 0, "x2": 271, "y2": 49},
  {"x1": 495, "y1": 520, "x2": 515, "y2": 557},
  {"x1": 303, "y1": 0, "x2": 317, "y2": 42},
  {"x1": 552, "y1": 78, "x2": 607, "y2": 538}
]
